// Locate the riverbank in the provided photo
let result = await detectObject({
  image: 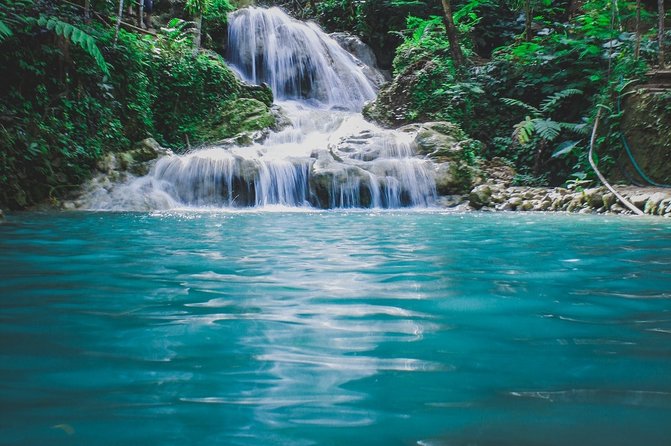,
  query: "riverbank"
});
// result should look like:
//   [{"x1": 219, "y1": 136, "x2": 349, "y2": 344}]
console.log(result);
[{"x1": 460, "y1": 183, "x2": 671, "y2": 217}]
